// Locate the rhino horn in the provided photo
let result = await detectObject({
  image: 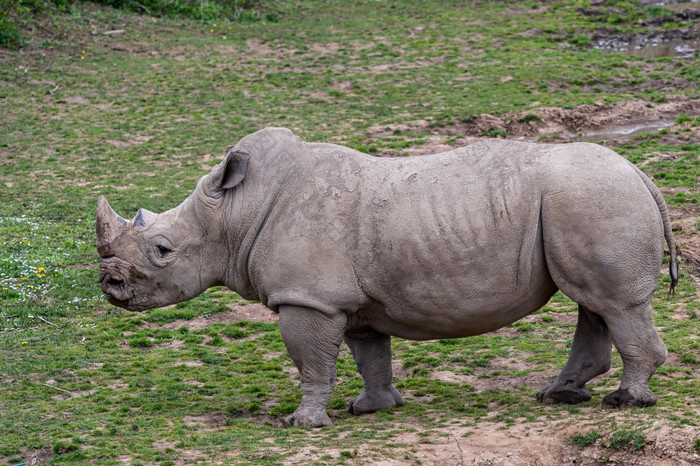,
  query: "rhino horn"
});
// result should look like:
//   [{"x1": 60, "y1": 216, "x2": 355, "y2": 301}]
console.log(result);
[
  {"x1": 96, "y1": 196, "x2": 128, "y2": 255},
  {"x1": 133, "y1": 208, "x2": 157, "y2": 227}
]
